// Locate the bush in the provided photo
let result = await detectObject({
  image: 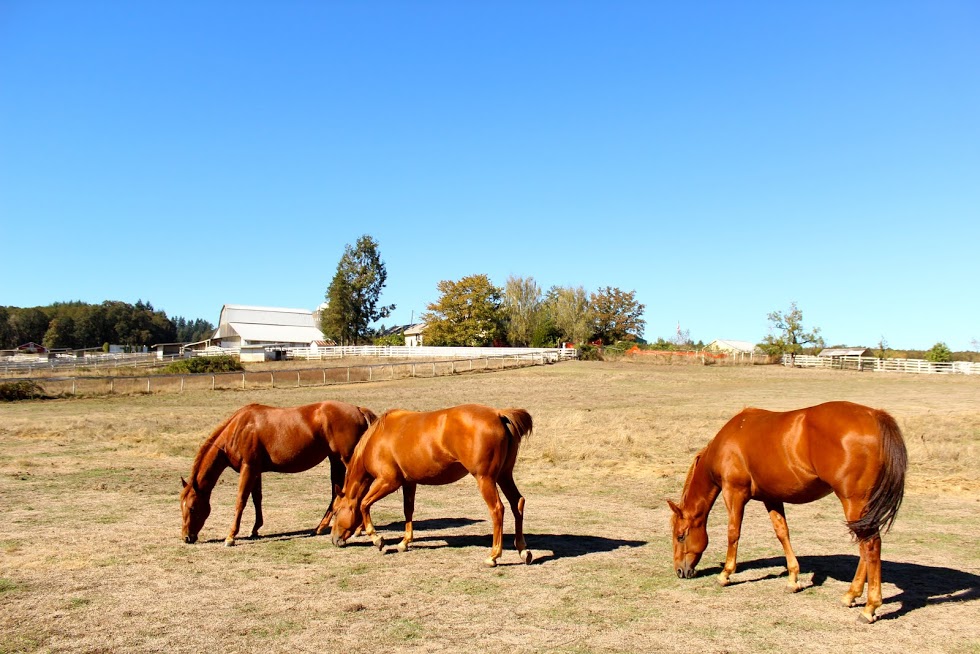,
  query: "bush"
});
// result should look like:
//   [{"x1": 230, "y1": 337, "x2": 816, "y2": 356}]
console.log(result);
[
  {"x1": 163, "y1": 355, "x2": 244, "y2": 374},
  {"x1": 0, "y1": 380, "x2": 47, "y2": 401},
  {"x1": 577, "y1": 344, "x2": 604, "y2": 361},
  {"x1": 925, "y1": 342, "x2": 953, "y2": 363}
]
